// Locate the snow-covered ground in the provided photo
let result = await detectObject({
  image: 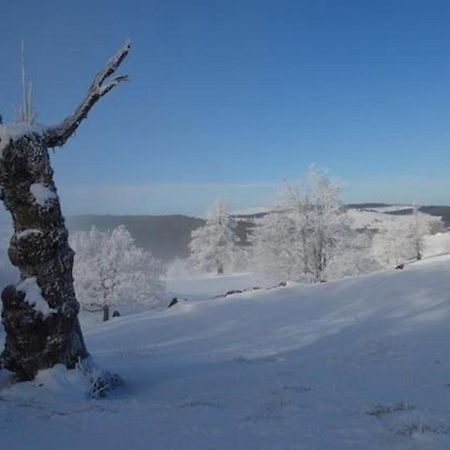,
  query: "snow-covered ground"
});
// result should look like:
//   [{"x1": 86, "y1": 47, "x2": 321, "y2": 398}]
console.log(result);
[
  {"x1": 166, "y1": 272, "x2": 267, "y2": 301},
  {"x1": 3, "y1": 257, "x2": 450, "y2": 449},
  {"x1": 1, "y1": 206, "x2": 450, "y2": 449},
  {"x1": 358, "y1": 205, "x2": 412, "y2": 213}
]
